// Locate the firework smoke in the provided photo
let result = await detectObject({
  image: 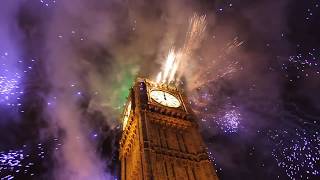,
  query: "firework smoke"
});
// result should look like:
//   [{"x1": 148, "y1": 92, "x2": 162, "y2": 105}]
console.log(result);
[
  {"x1": 42, "y1": 1, "x2": 118, "y2": 179},
  {"x1": 1, "y1": 0, "x2": 319, "y2": 180},
  {"x1": 156, "y1": 14, "x2": 207, "y2": 84},
  {"x1": 175, "y1": 14, "x2": 207, "y2": 81},
  {"x1": 0, "y1": 1, "x2": 24, "y2": 110}
]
